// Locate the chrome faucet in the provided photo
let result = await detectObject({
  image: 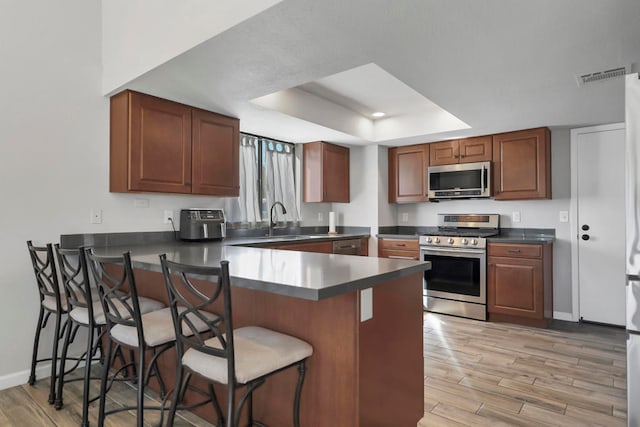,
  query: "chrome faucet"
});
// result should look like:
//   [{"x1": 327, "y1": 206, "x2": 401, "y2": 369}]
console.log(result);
[{"x1": 269, "y1": 201, "x2": 287, "y2": 236}]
